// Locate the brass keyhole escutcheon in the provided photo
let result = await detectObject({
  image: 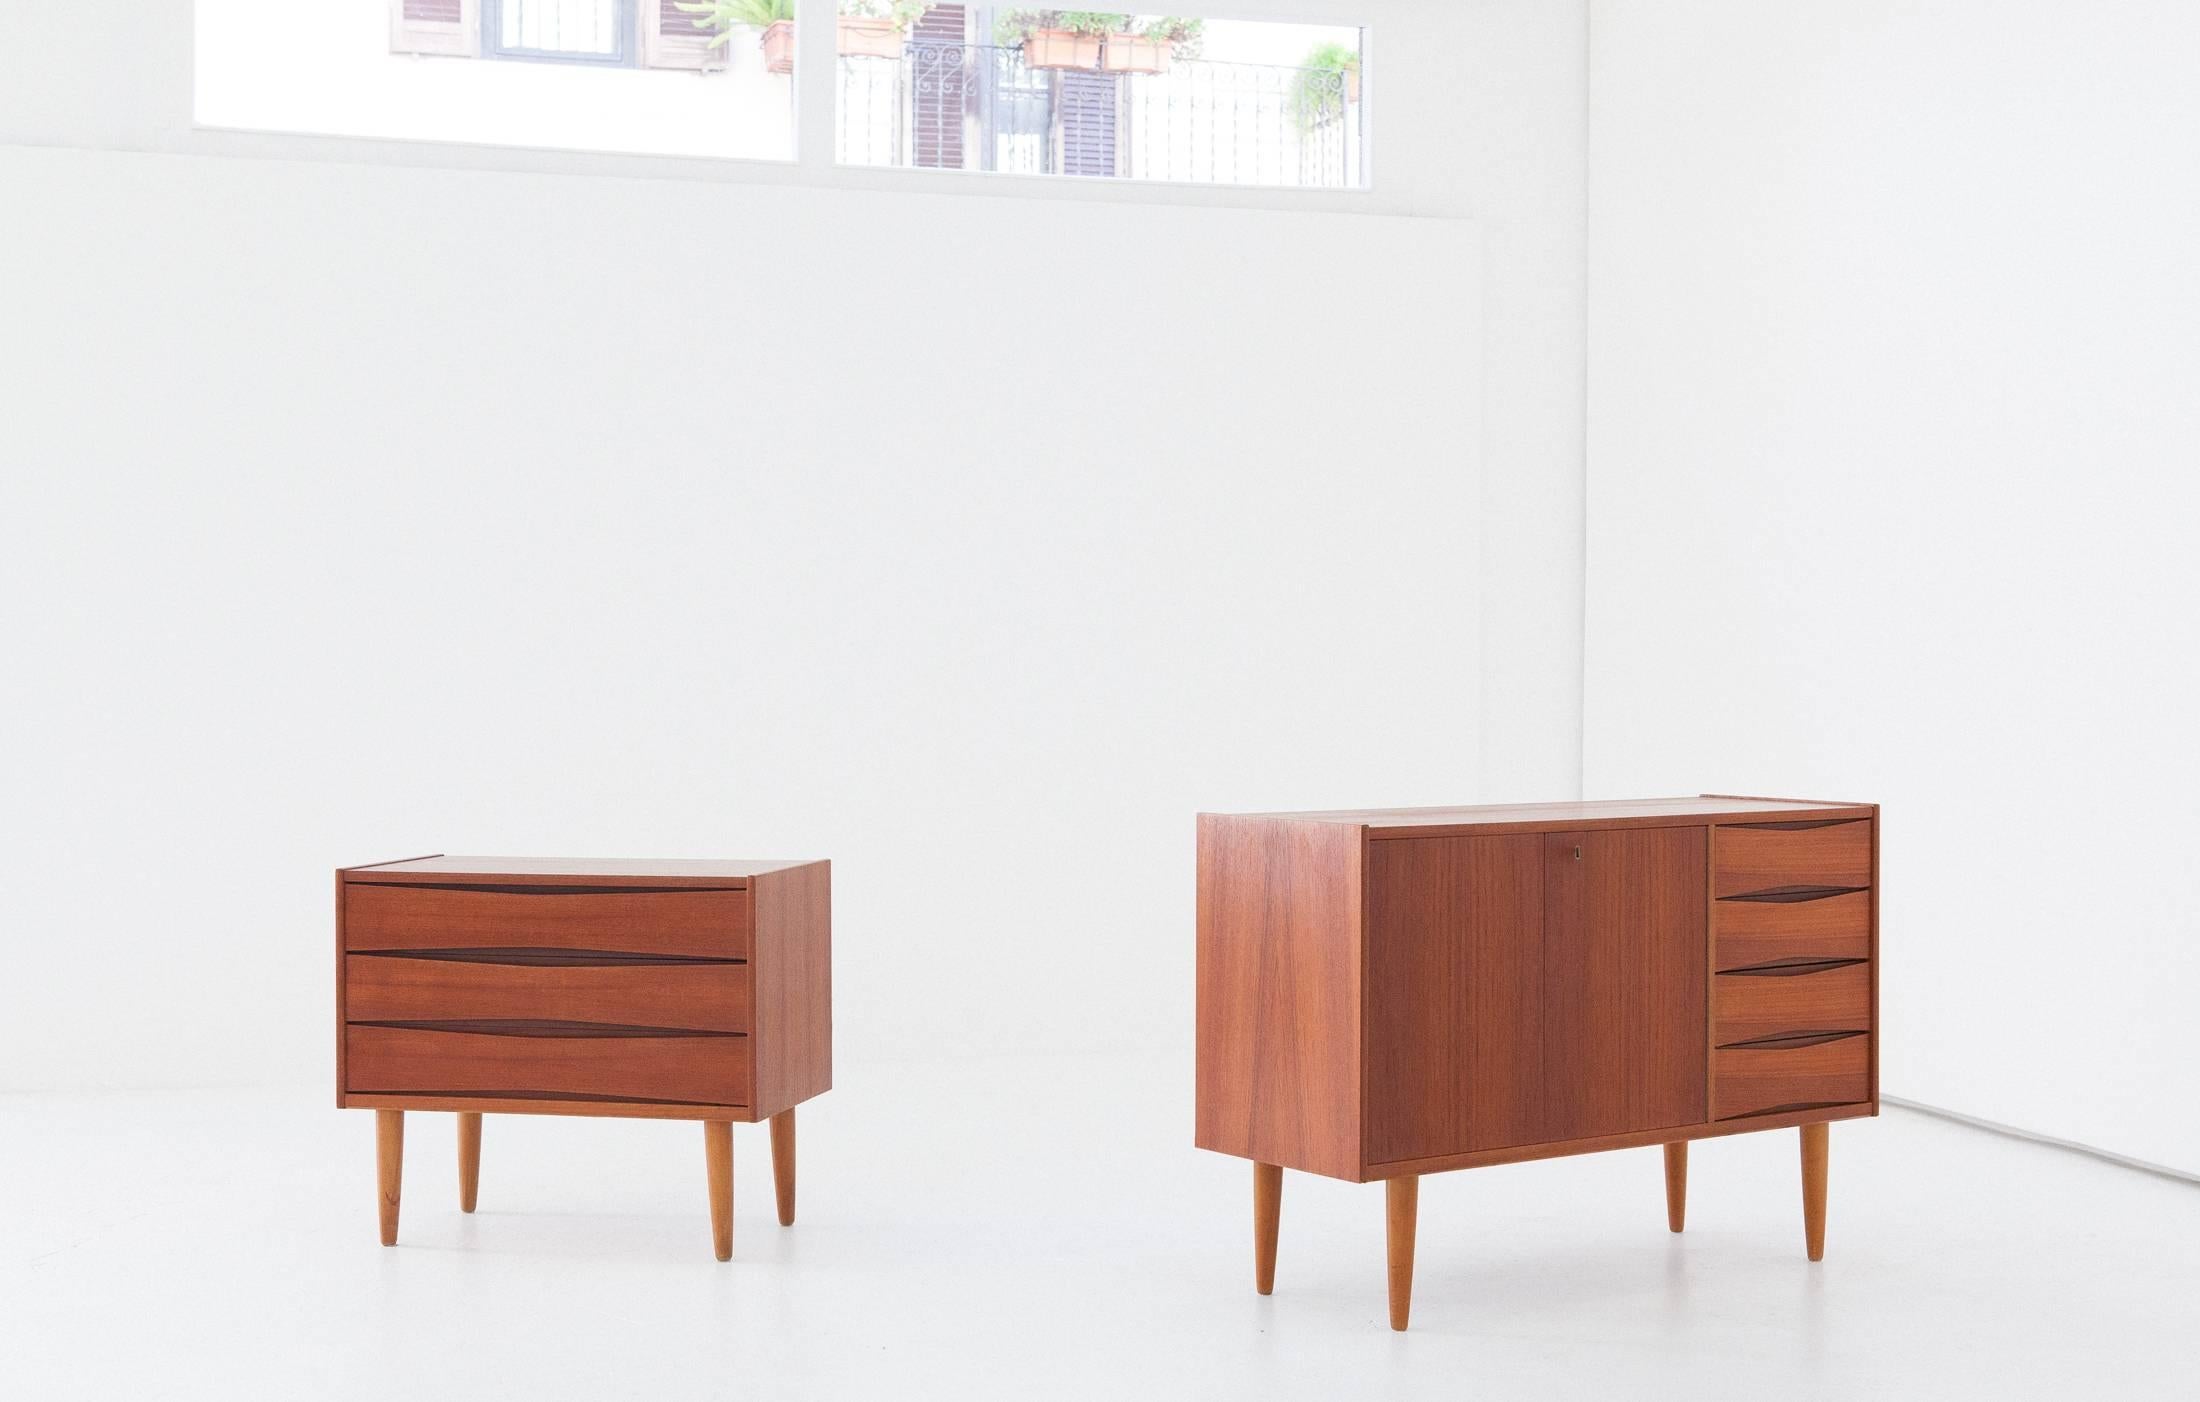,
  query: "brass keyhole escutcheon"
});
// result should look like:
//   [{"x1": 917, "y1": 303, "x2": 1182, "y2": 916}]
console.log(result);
[{"x1": 1573, "y1": 845, "x2": 1582, "y2": 861}]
